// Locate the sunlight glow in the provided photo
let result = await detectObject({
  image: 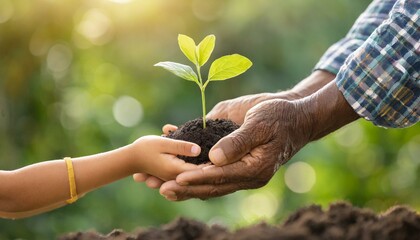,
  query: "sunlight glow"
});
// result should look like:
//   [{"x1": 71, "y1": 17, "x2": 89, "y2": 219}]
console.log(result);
[
  {"x1": 108, "y1": 0, "x2": 133, "y2": 4},
  {"x1": 0, "y1": 0, "x2": 14, "y2": 24},
  {"x1": 192, "y1": 0, "x2": 224, "y2": 22}
]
